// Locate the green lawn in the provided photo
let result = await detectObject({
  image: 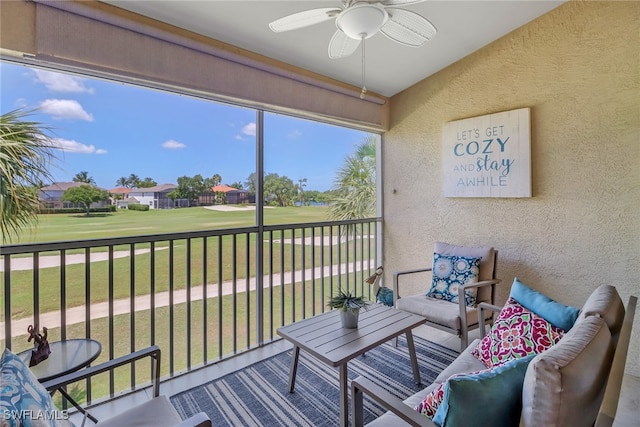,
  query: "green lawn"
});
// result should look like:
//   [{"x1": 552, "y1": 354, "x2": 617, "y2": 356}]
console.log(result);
[
  {"x1": 3, "y1": 207, "x2": 377, "y2": 406},
  {"x1": 6, "y1": 206, "x2": 375, "y2": 319},
  {"x1": 12, "y1": 205, "x2": 331, "y2": 244},
  {"x1": 37, "y1": 274, "x2": 370, "y2": 407}
]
